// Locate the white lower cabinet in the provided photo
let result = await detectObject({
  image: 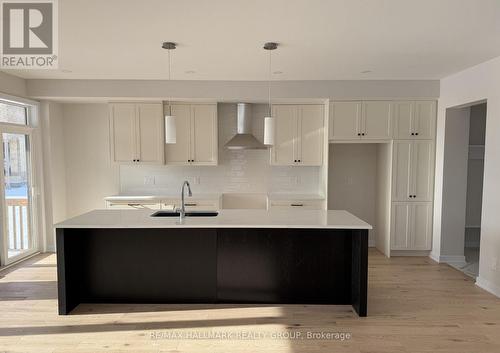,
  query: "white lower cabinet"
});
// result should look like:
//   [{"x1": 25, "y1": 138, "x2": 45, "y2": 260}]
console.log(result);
[
  {"x1": 106, "y1": 201, "x2": 161, "y2": 210},
  {"x1": 391, "y1": 202, "x2": 432, "y2": 251},
  {"x1": 161, "y1": 198, "x2": 220, "y2": 211},
  {"x1": 268, "y1": 199, "x2": 323, "y2": 210}
]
